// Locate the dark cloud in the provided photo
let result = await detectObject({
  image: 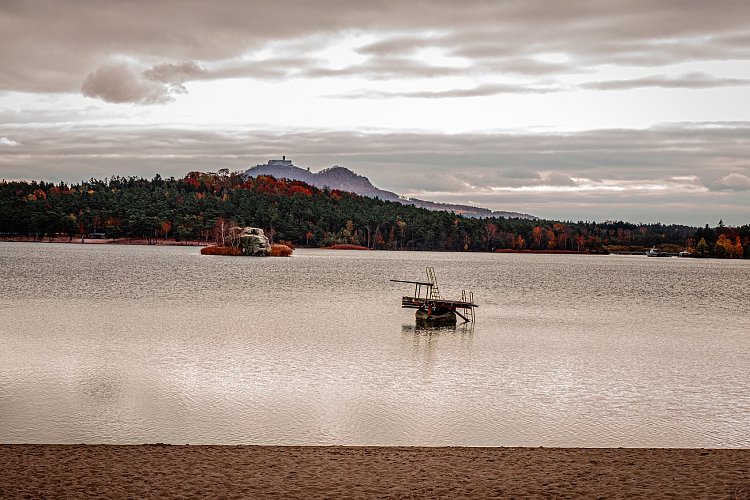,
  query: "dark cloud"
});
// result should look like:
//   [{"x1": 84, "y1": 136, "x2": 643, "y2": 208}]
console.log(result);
[
  {"x1": 304, "y1": 57, "x2": 462, "y2": 80},
  {"x1": 337, "y1": 82, "x2": 561, "y2": 99},
  {"x1": 582, "y1": 72, "x2": 750, "y2": 91},
  {"x1": 357, "y1": 36, "x2": 440, "y2": 57},
  {"x1": 2, "y1": 121, "x2": 749, "y2": 224},
  {"x1": 81, "y1": 60, "x2": 226, "y2": 105},
  {"x1": 81, "y1": 62, "x2": 179, "y2": 104},
  {"x1": 335, "y1": 69, "x2": 748, "y2": 99},
  {"x1": 544, "y1": 172, "x2": 577, "y2": 186},
  {"x1": 143, "y1": 61, "x2": 208, "y2": 85},
  {"x1": 714, "y1": 172, "x2": 750, "y2": 191},
  {"x1": 2, "y1": 0, "x2": 750, "y2": 100}
]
